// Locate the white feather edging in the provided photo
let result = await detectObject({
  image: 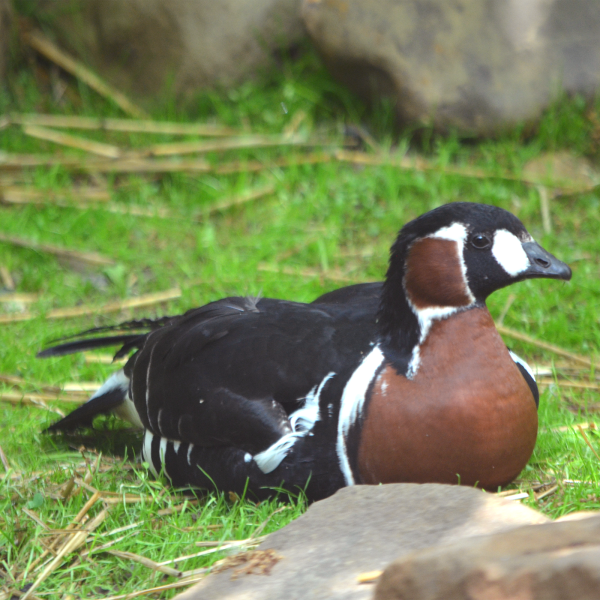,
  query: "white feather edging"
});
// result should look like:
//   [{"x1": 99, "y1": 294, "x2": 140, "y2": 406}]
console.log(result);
[{"x1": 254, "y1": 372, "x2": 335, "y2": 474}]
